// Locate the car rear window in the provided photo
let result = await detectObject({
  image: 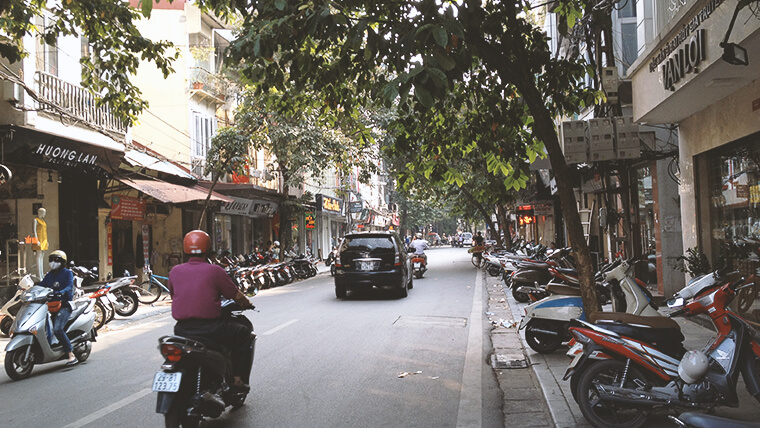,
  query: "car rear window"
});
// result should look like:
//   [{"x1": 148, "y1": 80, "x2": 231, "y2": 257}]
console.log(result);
[{"x1": 341, "y1": 236, "x2": 396, "y2": 253}]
